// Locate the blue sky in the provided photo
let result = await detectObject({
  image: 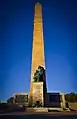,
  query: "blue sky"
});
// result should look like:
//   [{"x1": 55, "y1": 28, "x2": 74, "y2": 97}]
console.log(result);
[{"x1": 0, "y1": 0, "x2": 77, "y2": 101}]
